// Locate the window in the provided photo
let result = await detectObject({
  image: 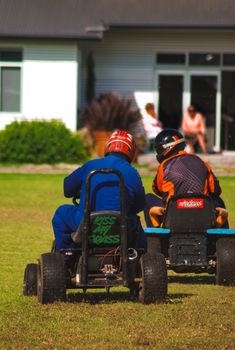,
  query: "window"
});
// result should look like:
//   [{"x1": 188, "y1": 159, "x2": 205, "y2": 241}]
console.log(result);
[
  {"x1": 189, "y1": 53, "x2": 220, "y2": 66},
  {"x1": 0, "y1": 49, "x2": 22, "y2": 62},
  {"x1": 0, "y1": 49, "x2": 22, "y2": 112},
  {"x1": 223, "y1": 54, "x2": 235, "y2": 66},
  {"x1": 157, "y1": 53, "x2": 186, "y2": 65},
  {"x1": 1, "y1": 67, "x2": 21, "y2": 112}
]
